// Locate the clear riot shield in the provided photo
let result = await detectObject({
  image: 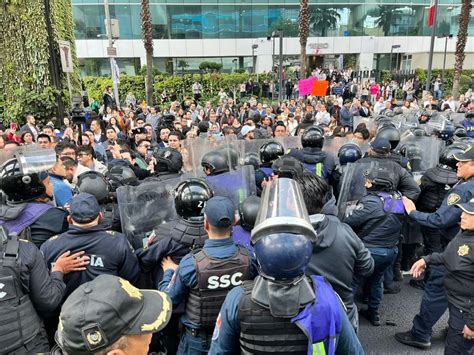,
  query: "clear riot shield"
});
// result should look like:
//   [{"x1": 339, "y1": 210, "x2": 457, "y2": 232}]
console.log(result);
[
  {"x1": 399, "y1": 110, "x2": 419, "y2": 133},
  {"x1": 12, "y1": 146, "x2": 57, "y2": 174},
  {"x1": 275, "y1": 136, "x2": 302, "y2": 152},
  {"x1": 399, "y1": 135, "x2": 442, "y2": 173},
  {"x1": 450, "y1": 112, "x2": 466, "y2": 127},
  {"x1": 204, "y1": 165, "x2": 256, "y2": 211},
  {"x1": 185, "y1": 136, "x2": 240, "y2": 177},
  {"x1": 323, "y1": 136, "x2": 351, "y2": 155},
  {"x1": 353, "y1": 116, "x2": 377, "y2": 131},
  {"x1": 116, "y1": 176, "x2": 186, "y2": 243},
  {"x1": 251, "y1": 177, "x2": 317, "y2": 243},
  {"x1": 425, "y1": 112, "x2": 449, "y2": 136},
  {"x1": 235, "y1": 139, "x2": 270, "y2": 165},
  {"x1": 337, "y1": 161, "x2": 374, "y2": 220}
]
